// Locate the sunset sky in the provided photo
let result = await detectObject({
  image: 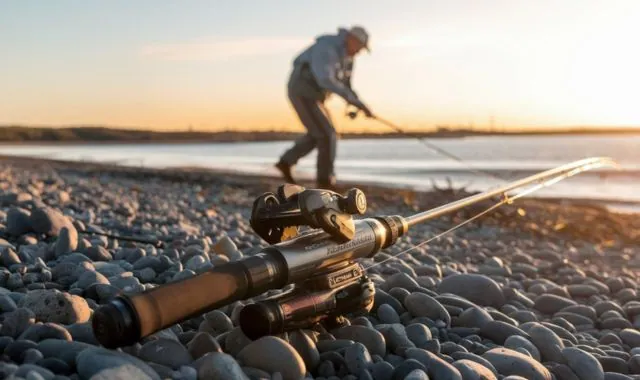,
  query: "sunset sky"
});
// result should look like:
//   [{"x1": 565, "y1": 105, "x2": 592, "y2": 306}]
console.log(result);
[{"x1": 2, "y1": 0, "x2": 639, "y2": 132}]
